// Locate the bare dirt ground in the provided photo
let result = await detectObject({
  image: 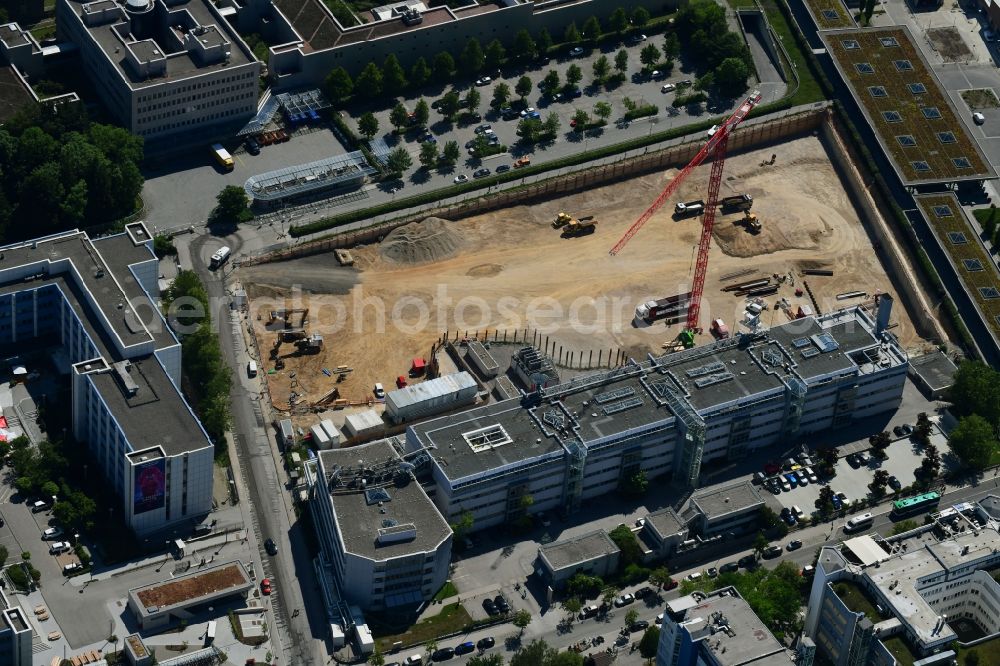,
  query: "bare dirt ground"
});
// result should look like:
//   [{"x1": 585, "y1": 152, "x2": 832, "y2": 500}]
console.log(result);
[
  {"x1": 926, "y1": 27, "x2": 973, "y2": 62},
  {"x1": 242, "y1": 135, "x2": 930, "y2": 410}
]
